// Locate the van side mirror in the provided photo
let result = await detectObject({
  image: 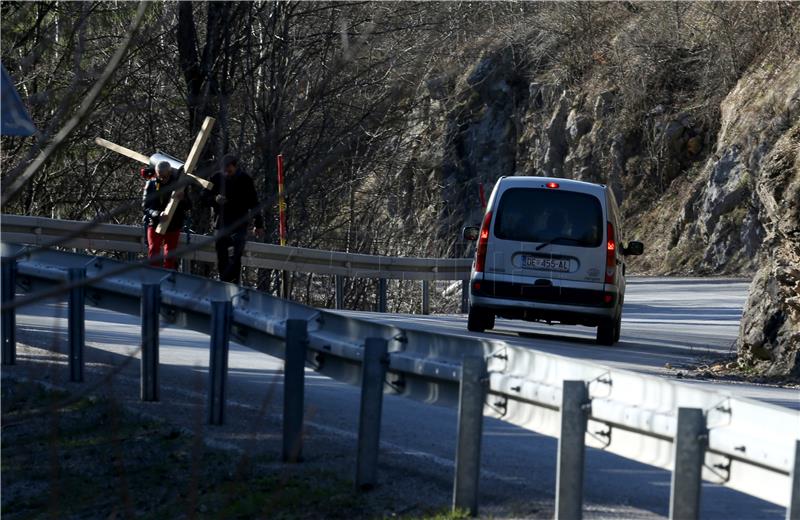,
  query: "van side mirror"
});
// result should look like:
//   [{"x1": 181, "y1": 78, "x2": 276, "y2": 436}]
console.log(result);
[
  {"x1": 462, "y1": 226, "x2": 480, "y2": 242},
  {"x1": 623, "y1": 241, "x2": 644, "y2": 256}
]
